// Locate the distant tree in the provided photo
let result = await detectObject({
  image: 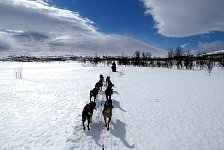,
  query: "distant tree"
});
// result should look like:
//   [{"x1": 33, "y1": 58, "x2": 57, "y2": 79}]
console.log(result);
[
  {"x1": 183, "y1": 50, "x2": 194, "y2": 70},
  {"x1": 186, "y1": 50, "x2": 193, "y2": 57},
  {"x1": 93, "y1": 53, "x2": 100, "y2": 66},
  {"x1": 146, "y1": 51, "x2": 151, "y2": 59},
  {"x1": 141, "y1": 51, "x2": 147, "y2": 66},
  {"x1": 174, "y1": 47, "x2": 184, "y2": 69},
  {"x1": 167, "y1": 48, "x2": 174, "y2": 68},
  {"x1": 134, "y1": 50, "x2": 141, "y2": 58},
  {"x1": 120, "y1": 50, "x2": 128, "y2": 66},
  {"x1": 174, "y1": 46, "x2": 183, "y2": 58},
  {"x1": 168, "y1": 48, "x2": 174, "y2": 58},
  {"x1": 133, "y1": 51, "x2": 141, "y2": 66},
  {"x1": 218, "y1": 53, "x2": 224, "y2": 69},
  {"x1": 142, "y1": 51, "x2": 152, "y2": 67}
]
